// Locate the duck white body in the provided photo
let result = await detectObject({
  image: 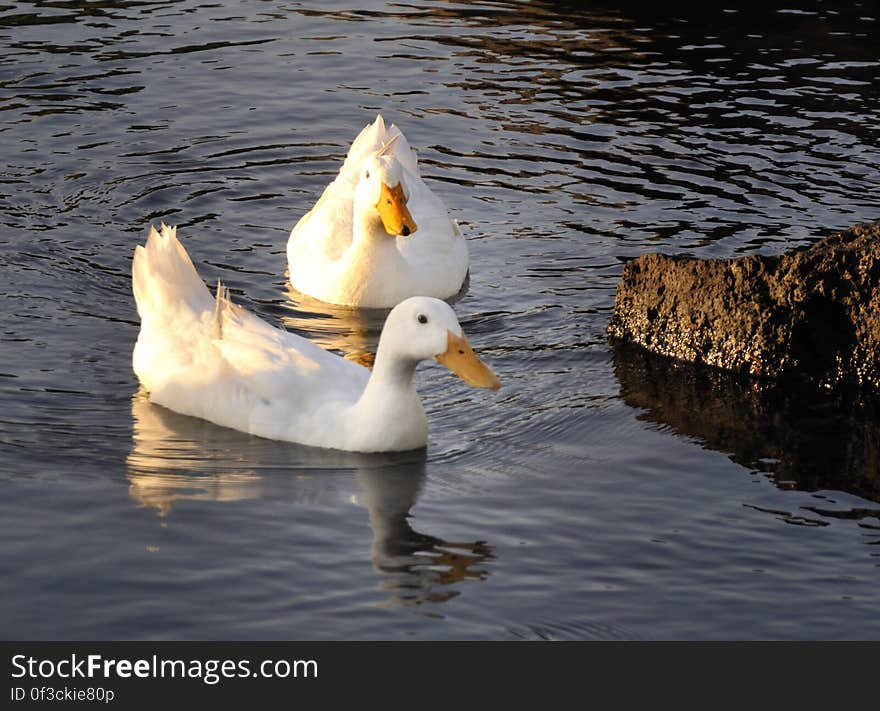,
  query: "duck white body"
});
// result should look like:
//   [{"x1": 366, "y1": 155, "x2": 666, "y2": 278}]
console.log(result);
[
  {"x1": 287, "y1": 114, "x2": 469, "y2": 307},
  {"x1": 132, "y1": 225, "x2": 498, "y2": 452}
]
